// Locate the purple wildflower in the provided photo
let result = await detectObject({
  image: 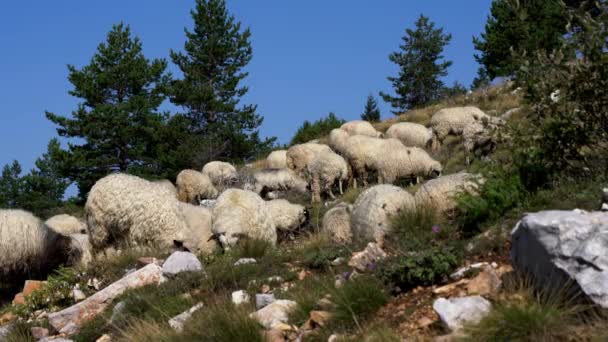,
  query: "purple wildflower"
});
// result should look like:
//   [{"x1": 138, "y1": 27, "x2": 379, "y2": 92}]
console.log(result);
[
  {"x1": 432, "y1": 225, "x2": 441, "y2": 234},
  {"x1": 342, "y1": 271, "x2": 351, "y2": 280}
]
